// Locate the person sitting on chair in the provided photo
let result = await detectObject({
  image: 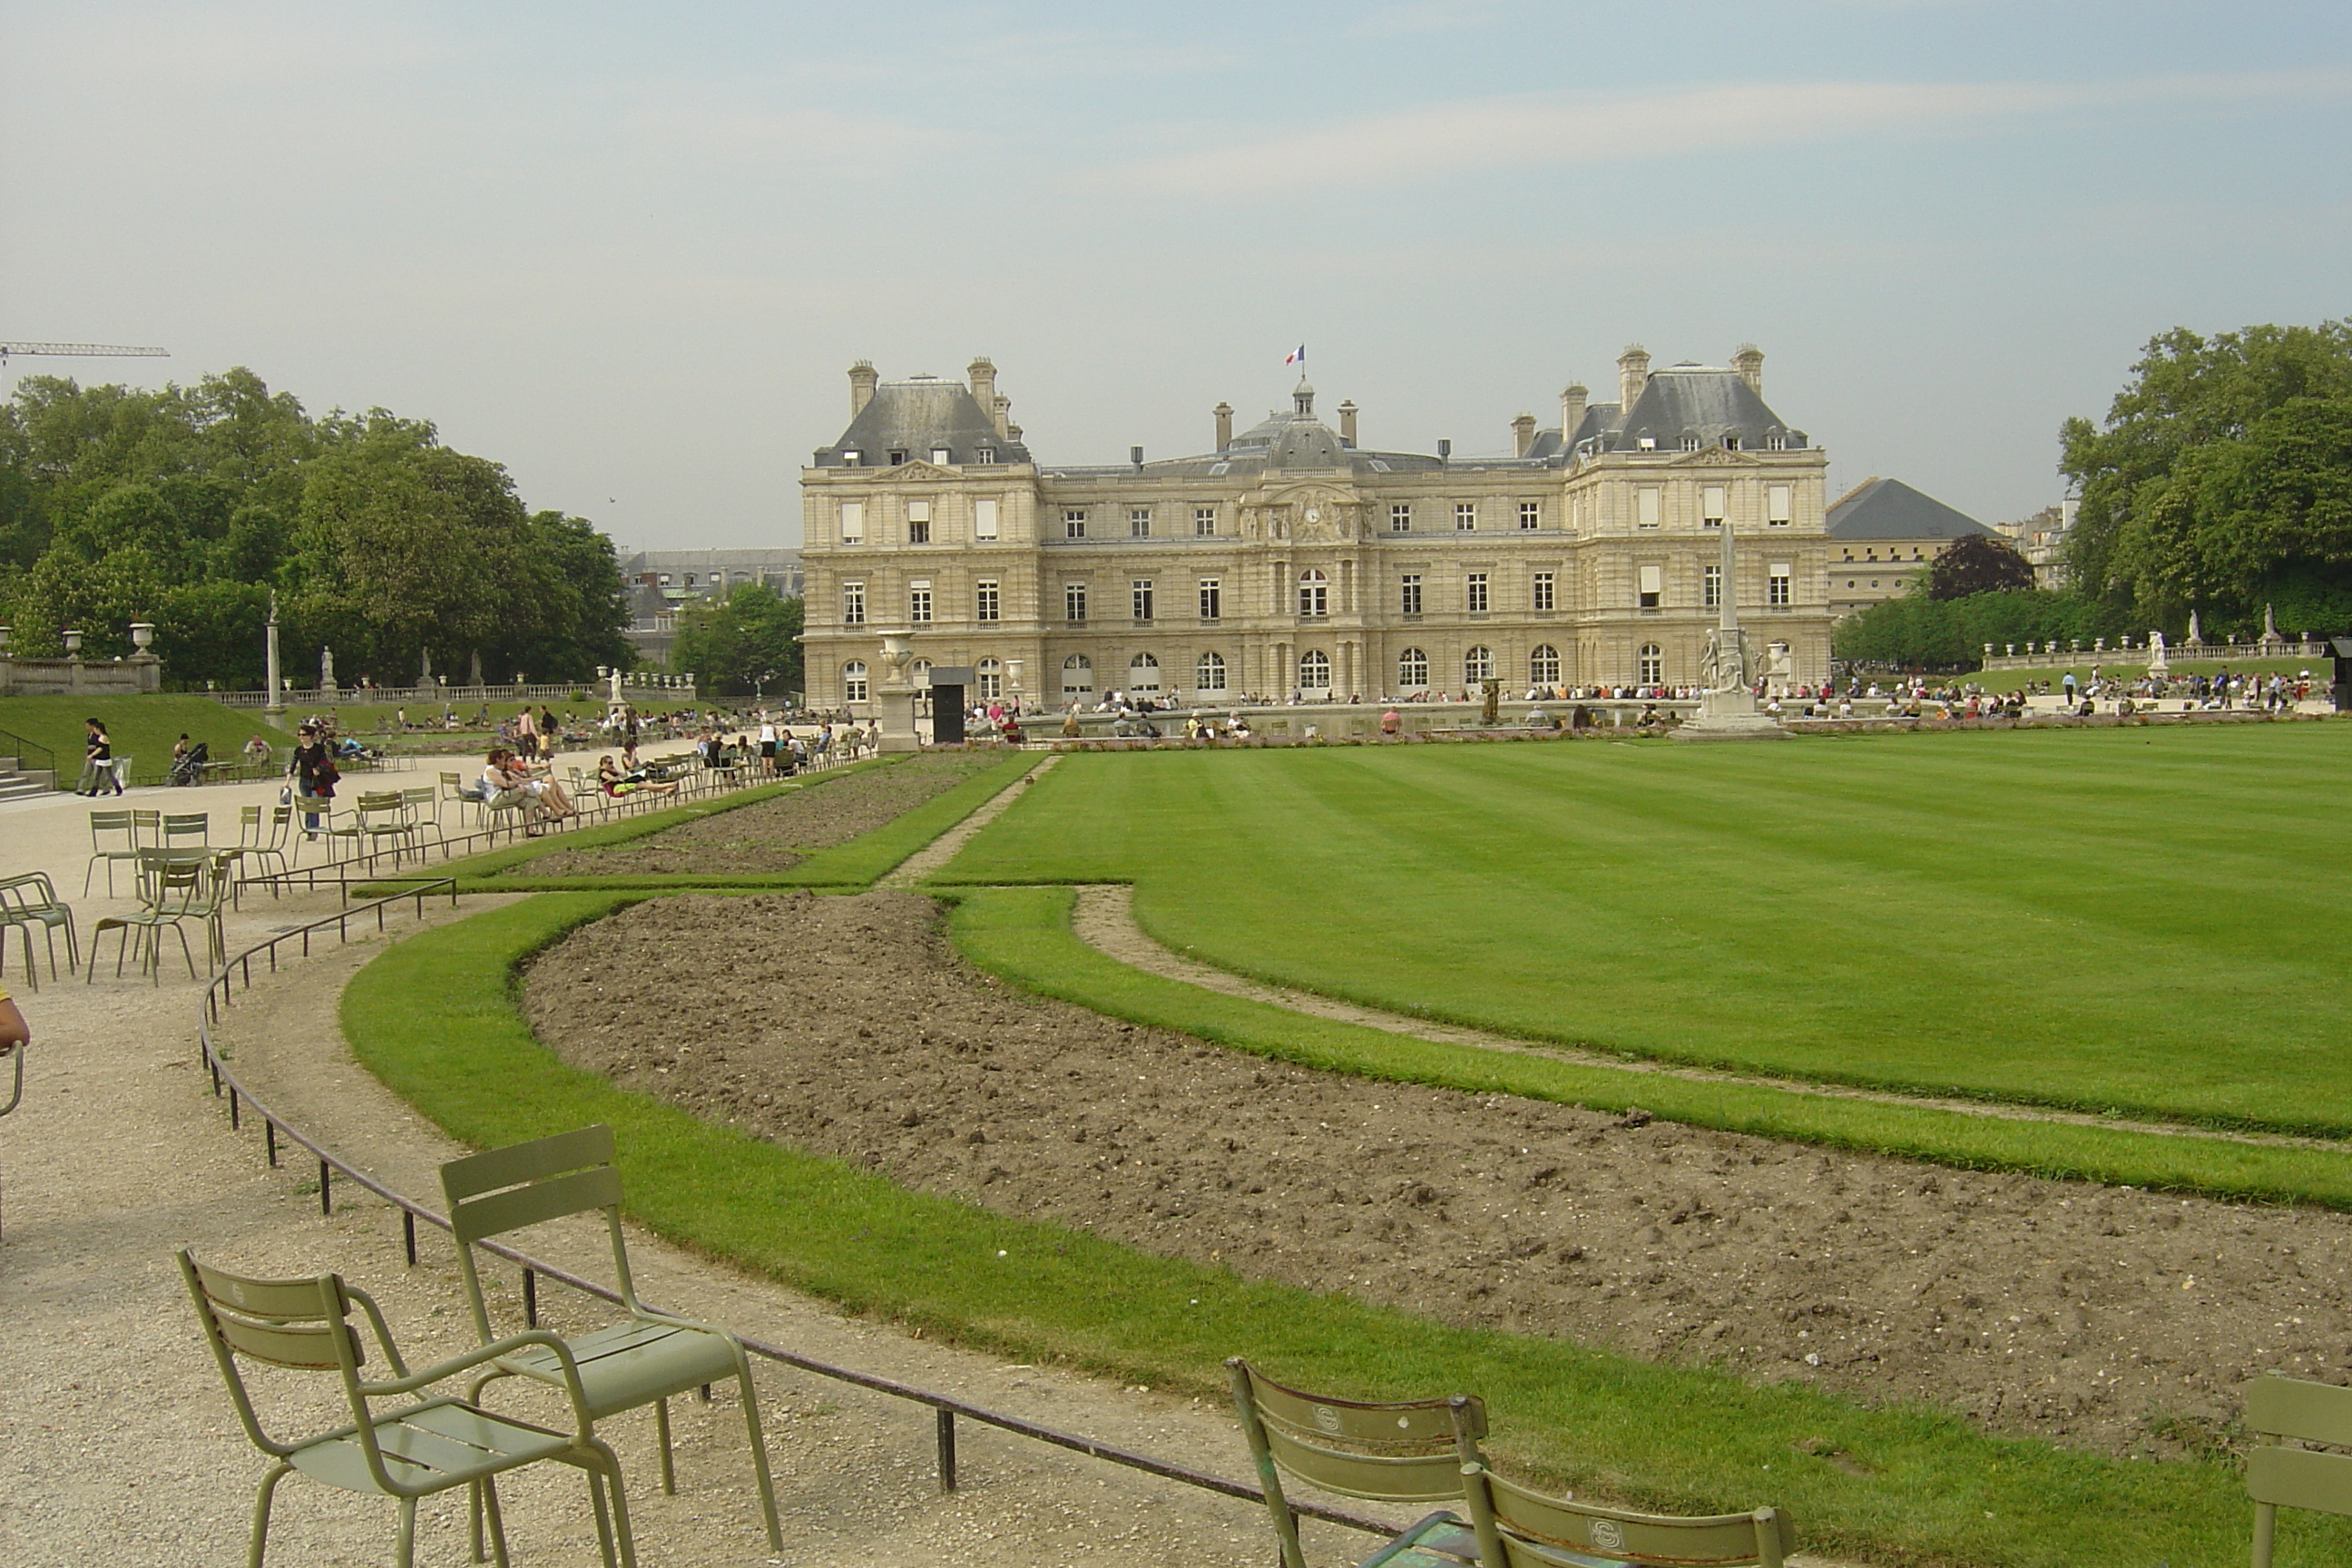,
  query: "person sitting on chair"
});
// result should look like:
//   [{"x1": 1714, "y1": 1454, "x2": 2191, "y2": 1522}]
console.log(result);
[{"x1": 598, "y1": 755, "x2": 678, "y2": 798}]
